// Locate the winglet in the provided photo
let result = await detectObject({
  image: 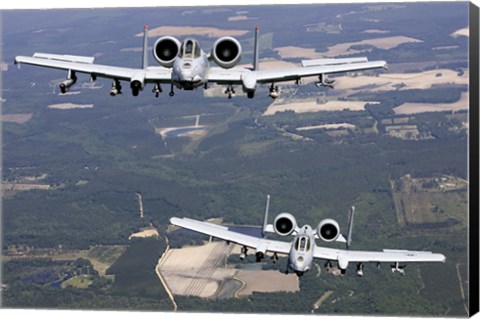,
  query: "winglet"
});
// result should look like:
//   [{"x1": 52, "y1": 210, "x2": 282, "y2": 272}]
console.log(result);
[
  {"x1": 252, "y1": 26, "x2": 260, "y2": 71},
  {"x1": 142, "y1": 25, "x2": 149, "y2": 70},
  {"x1": 262, "y1": 194, "x2": 270, "y2": 238},
  {"x1": 346, "y1": 206, "x2": 355, "y2": 249}
]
